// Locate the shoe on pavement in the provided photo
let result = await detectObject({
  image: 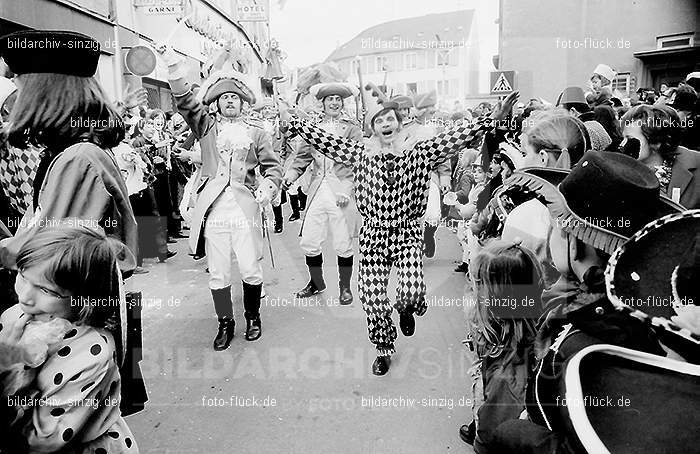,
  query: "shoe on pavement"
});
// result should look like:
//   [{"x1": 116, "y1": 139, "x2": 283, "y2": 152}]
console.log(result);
[
  {"x1": 158, "y1": 250, "x2": 177, "y2": 263},
  {"x1": 459, "y1": 421, "x2": 476, "y2": 445},
  {"x1": 339, "y1": 286, "x2": 353, "y2": 305},
  {"x1": 295, "y1": 281, "x2": 325, "y2": 298},
  {"x1": 288, "y1": 212, "x2": 300, "y2": 222},
  {"x1": 372, "y1": 356, "x2": 391, "y2": 376},
  {"x1": 399, "y1": 307, "x2": 415, "y2": 336},
  {"x1": 213, "y1": 318, "x2": 235, "y2": 351},
  {"x1": 133, "y1": 266, "x2": 149, "y2": 275},
  {"x1": 245, "y1": 317, "x2": 262, "y2": 341},
  {"x1": 274, "y1": 223, "x2": 283, "y2": 234}
]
